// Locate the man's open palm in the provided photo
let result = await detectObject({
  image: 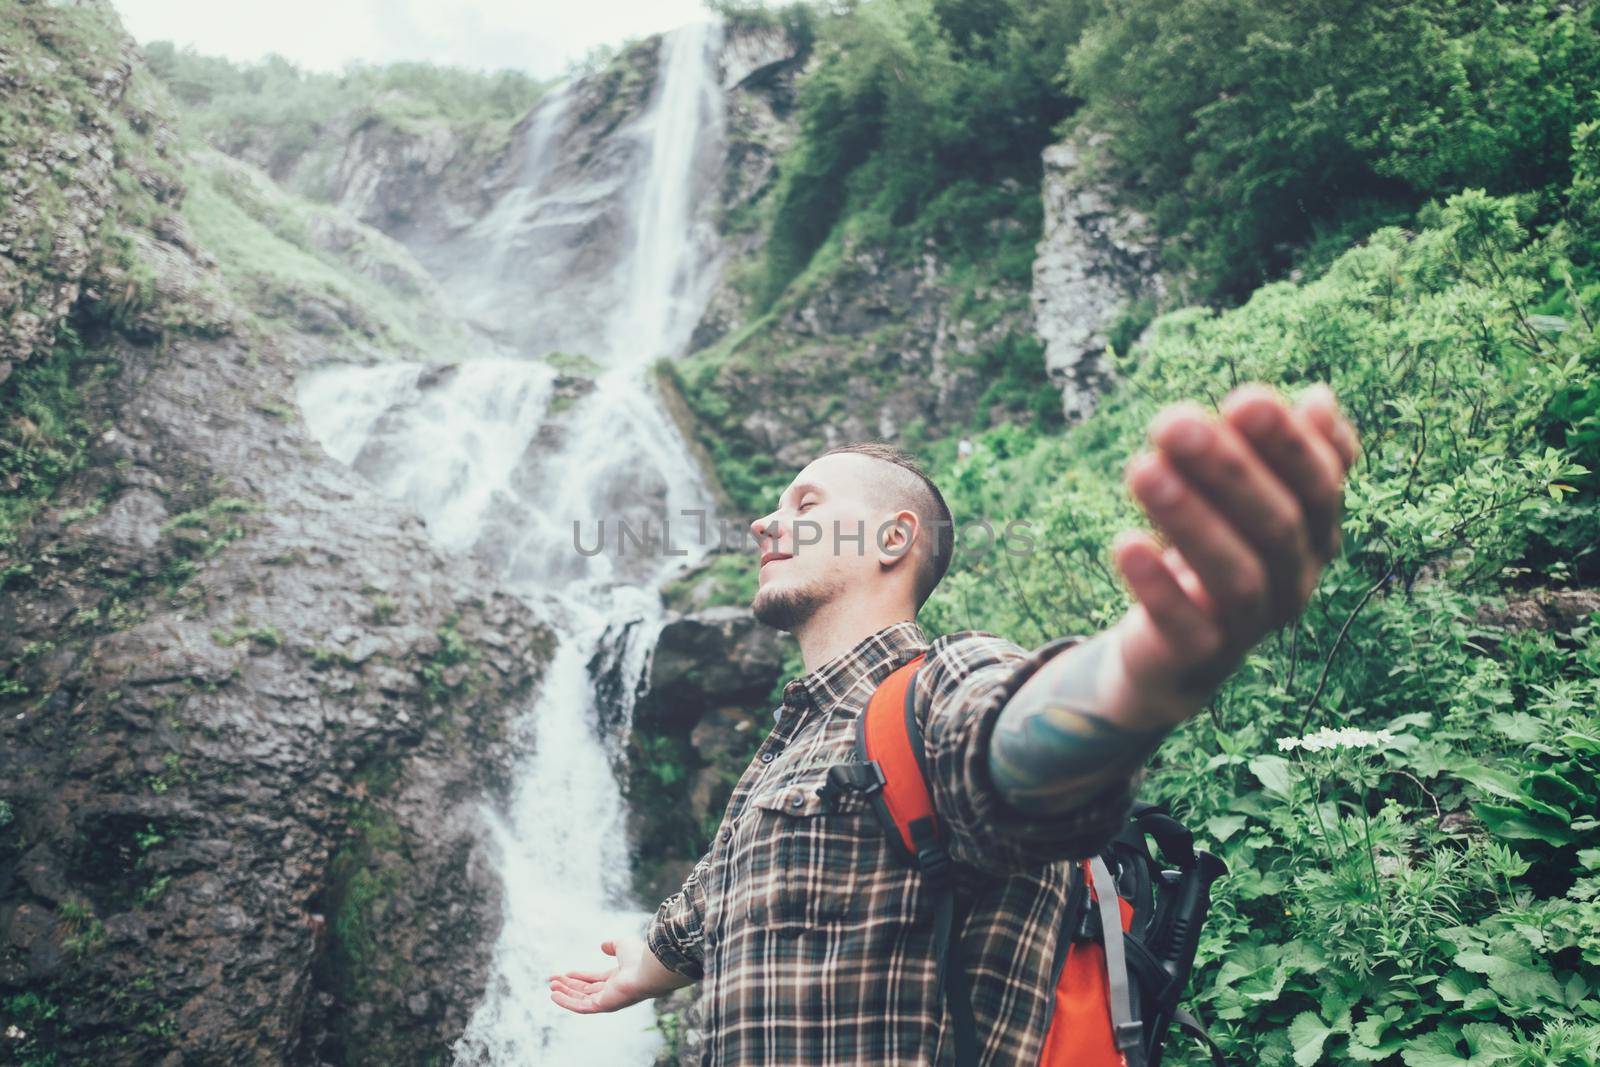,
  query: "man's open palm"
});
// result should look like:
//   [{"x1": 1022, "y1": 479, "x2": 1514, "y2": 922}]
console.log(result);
[
  {"x1": 549, "y1": 937, "x2": 658, "y2": 1014},
  {"x1": 1108, "y1": 382, "x2": 1360, "y2": 721},
  {"x1": 550, "y1": 935, "x2": 694, "y2": 1015}
]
